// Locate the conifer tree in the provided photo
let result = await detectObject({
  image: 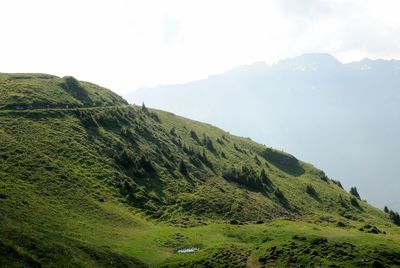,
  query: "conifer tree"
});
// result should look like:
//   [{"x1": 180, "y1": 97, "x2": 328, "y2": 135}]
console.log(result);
[
  {"x1": 349, "y1": 187, "x2": 361, "y2": 199},
  {"x1": 384, "y1": 206, "x2": 389, "y2": 213},
  {"x1": 179, "y1": 160, "x2": 188, "y2": 175}
]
